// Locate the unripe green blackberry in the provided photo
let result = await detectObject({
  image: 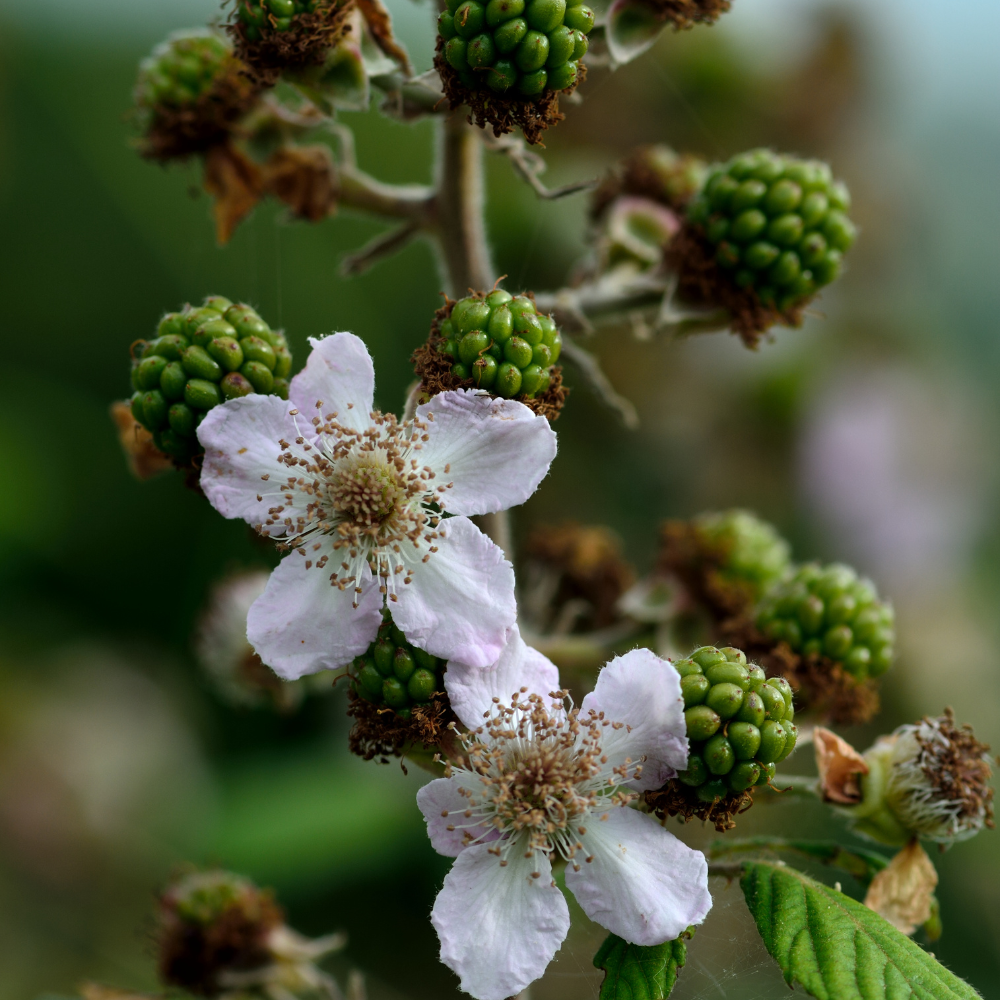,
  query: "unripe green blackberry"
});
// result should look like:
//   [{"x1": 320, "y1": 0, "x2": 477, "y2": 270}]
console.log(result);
[
  {"x1": 755, "y1": 562, "x2": 894, "y2": 682},
  {"x1": 674, "y1": 645, "x2": 798, "y2": 801},
  {"x1": 685, "y1": 149, "x2": 855, "y2": 313},
  {"x1": 436, "y1": 0, "x2": 593, "y2": 144},
  {"x1": 128, "y1": 297, "x2": 292, "y2": 464},
  {"x1": 133, "y1": 30, "x2": 259, "y2": 161},
  {"x1": 350, "y1": 613, "x2": 446, "y2": 716},
  {"x1": 236, "y1": 0, "x2": 322, "y2": 39},
  {"x1": 659, "y1": 509, "x2": 791, "y2": 620},
  {"x1": 413, "y1": 292, "x2": 567, "y2": 421}
]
